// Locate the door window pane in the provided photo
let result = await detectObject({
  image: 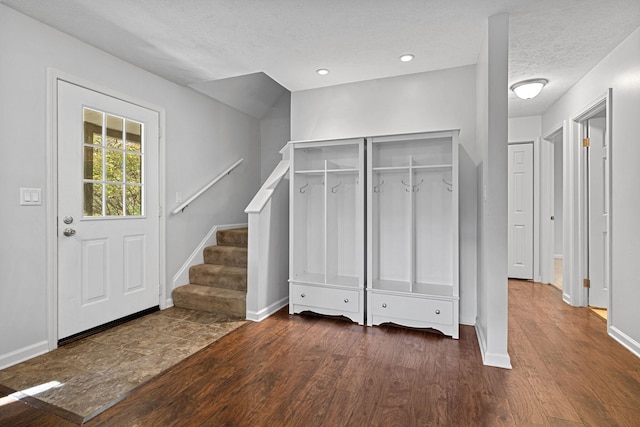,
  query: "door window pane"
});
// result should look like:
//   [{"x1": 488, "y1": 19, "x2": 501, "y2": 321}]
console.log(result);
[
  {"x1": 105, "y1": 184, "x2": 124, "y2": 216},
  {"x1": 83, "y1": 146, "x2": 103, "y2": 180},
  {"x1": 105, "y1": 149, "x2": 124, "y2": 183},
  {"x1": 83, "y1": 183, "x2": 103, "y2": 216},
  {"x1": 126, "y1": 121, "x2": 142, "y2": 152},
  {"x1": 83, "y1": 109, "x2": 103, "y2": 146},
  {"x1": 106, "y1": 114, "x2": 123, "y2": 149},
  {"x1": 126, "y1": 153, "x2": 142, "y2": 183},
  {"x1": 126, "y1": 186, "x2": 142, "y2": 216}
]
